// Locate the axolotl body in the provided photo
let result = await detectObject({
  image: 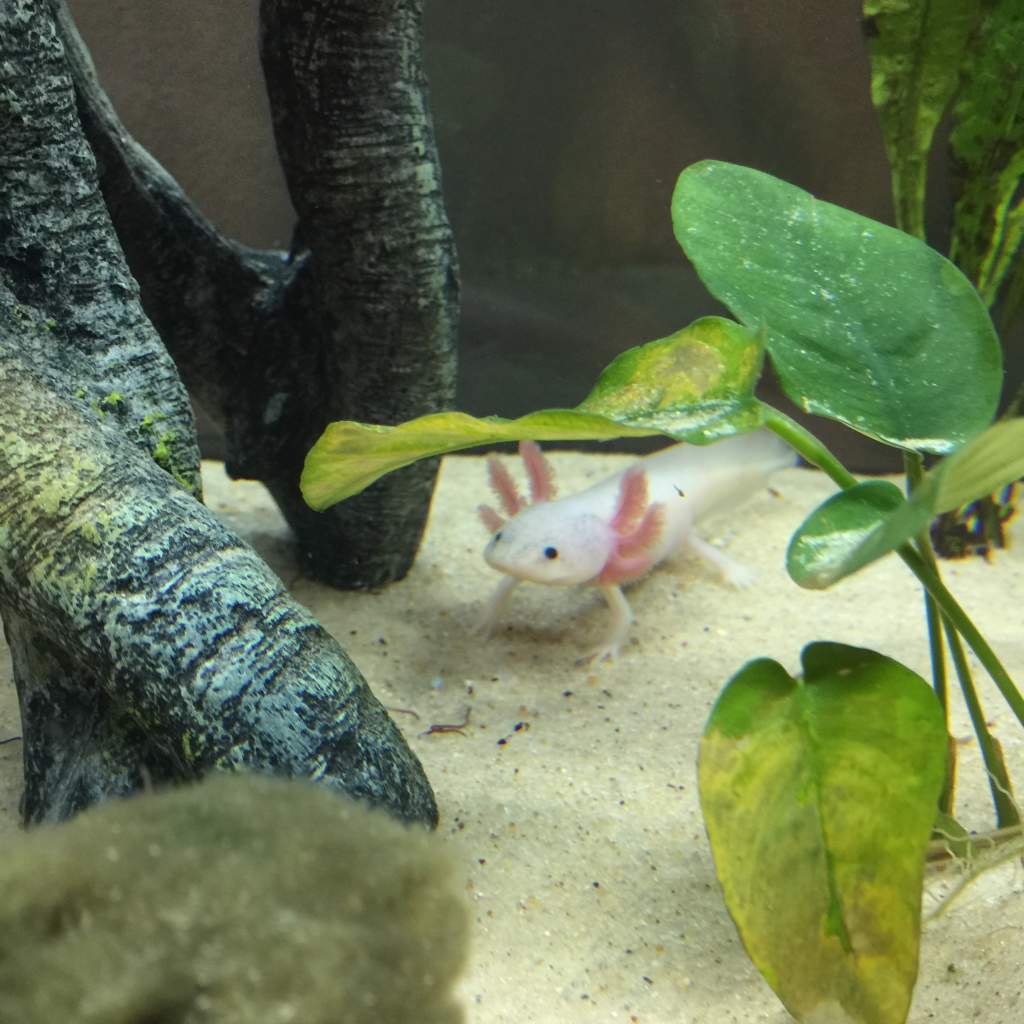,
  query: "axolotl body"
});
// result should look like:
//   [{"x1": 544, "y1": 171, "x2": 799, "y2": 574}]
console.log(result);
[{"x1": 477, "y1": 431, "x2": 796, "y2": 660}]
